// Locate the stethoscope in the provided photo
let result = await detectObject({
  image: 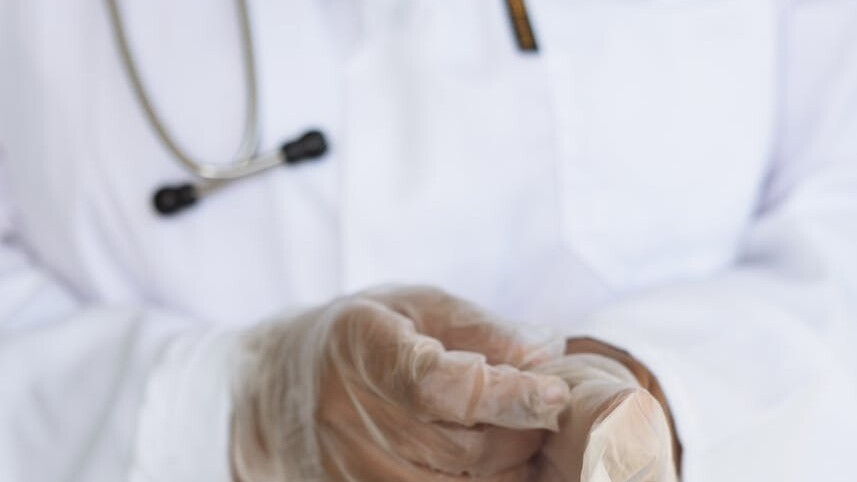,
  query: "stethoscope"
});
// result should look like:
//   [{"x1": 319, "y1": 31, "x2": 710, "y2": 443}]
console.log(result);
[{"x1": 105, "y1": 0, "x2": 328, "y2": 216}]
